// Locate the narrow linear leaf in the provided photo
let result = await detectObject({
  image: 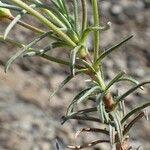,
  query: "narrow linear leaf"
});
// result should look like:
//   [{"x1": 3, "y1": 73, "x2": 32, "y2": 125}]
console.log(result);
[
  {"x1": 117, "y1": 76, "x2": 144, "y2": 90},
  {"x1": 75, "y1": 127, "x2": 109, "y2": 138},
  {"x1": 72, "y1": 0, "x2": 79, "y2": 33},
  {"x1": 105, "y1": 71, "x2": 126, "y2": 92},
  {"x1": 119, "y1": 100, "x2": 126, "y2": 118},
  {"x1": 109, "y1": 124, "x2": 115, "y2": 146},
  {"x1": 29, "y1": 1, "x2": 65, "y2": 28},
  {"x1": 65, "y1": 107, "x2": 97, "y2": 123},
  {"x1": 66, "y1": 87, "x2": 92, "y2": 115},
  {"x1": 0, "y1": 2, "x2": 21, "y2": 11},
  {"x1": 121, "y1": 102, "x2": 150, "y2": 124},
  {"x1": 72, "y1": 107, "x2": 97, "y2": 116},
  {"x1": 67, "y1": 86, "x2": 100, "y2": 116},
  {"x1": 11, "y1": 0, "x2": 76, "y2": 47},
  {"x1": 5, "y1": 31, "x2": 50, "y2": 72},
  {"x1": 116, "y1": 81, "x2": 150, "y2": 104},
  {"x1": 103, "y1": 109, "x2": 110, "y2": 123},
  {"x1": 70, "y1": 46, "x2": 80, "y2": 76},
  {"x1": 41, "y1": 54, "x2": 84, "y2": 69},
  {"x1": 23, "y1": 40, "x2": 71, "y2": 57},
  {"x1": 4, "y1": 4, "x2": 36, "y2": 39},
  {"x1": 49, "y1": 75, "x2": 73, "y2": 99},
  {"x1": 76, "y1": 86, "x2": 100, "y2": 104},
  {"x1": 97, "y1": 94, "x2": 105, "y2": 123},
  {"x1": 110, "y1": 111, "x2": 122, "y2": 142},
  {"x1": 57, "y1": 0, "x2": 73, "y2": 28},
  {"x1": 56, "y1": 0, "x2": 66, "y2": 14},
  {"x1": 46, "y1": 6, "x2": 72, "y2": 29},
  {"x1": 96, "y1": 35, "x2": 133, "y2": 64},
  {"x1": 62, "y1": 115, "x2": 102, "y2": 125},
  {"x1": 123, "y1": 112, "x2": 144, "y2": 135},
  {"x1": 67, "y1": 140, "x2": 109, "y2": 149},
  {"x1": 4, "y1": 14, "x2": 22, "y2": 39}
]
